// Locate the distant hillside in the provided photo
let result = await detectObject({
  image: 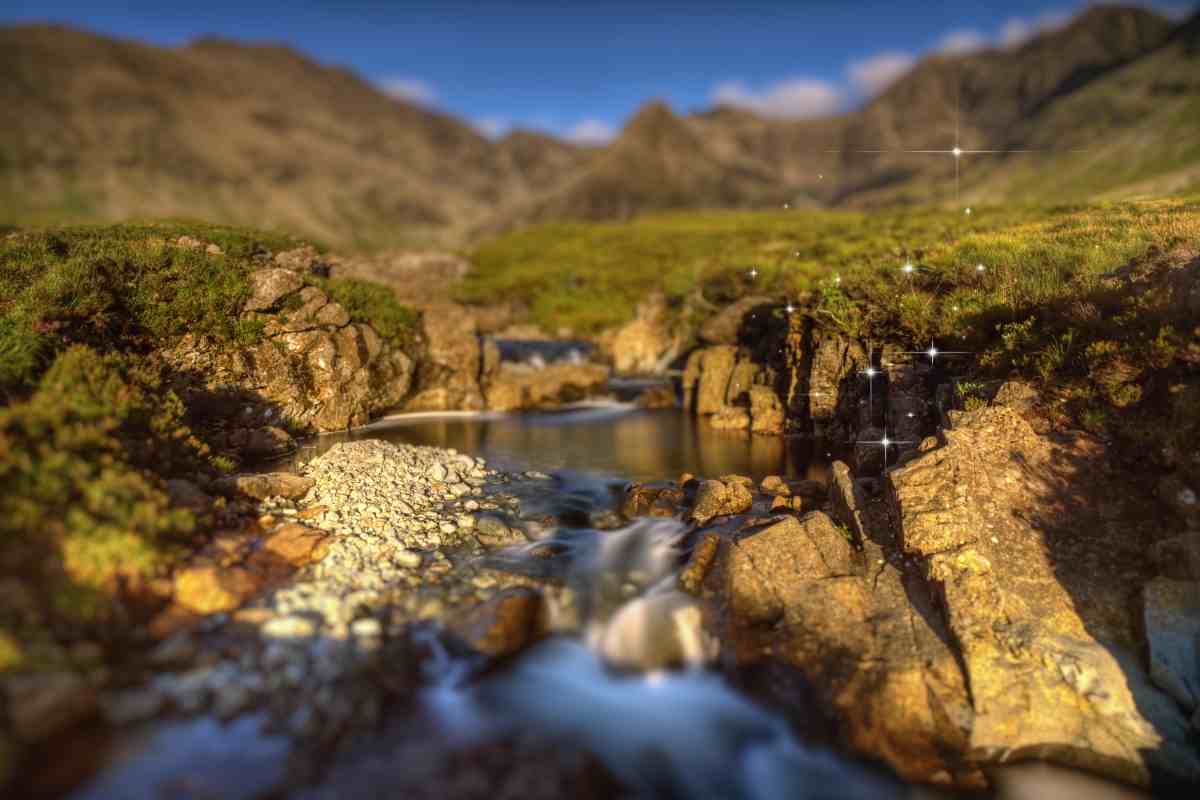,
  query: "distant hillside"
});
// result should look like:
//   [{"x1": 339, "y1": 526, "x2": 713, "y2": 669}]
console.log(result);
[{"x1": 2, "y1": 6, "x2": 1198, "y2": 247}]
